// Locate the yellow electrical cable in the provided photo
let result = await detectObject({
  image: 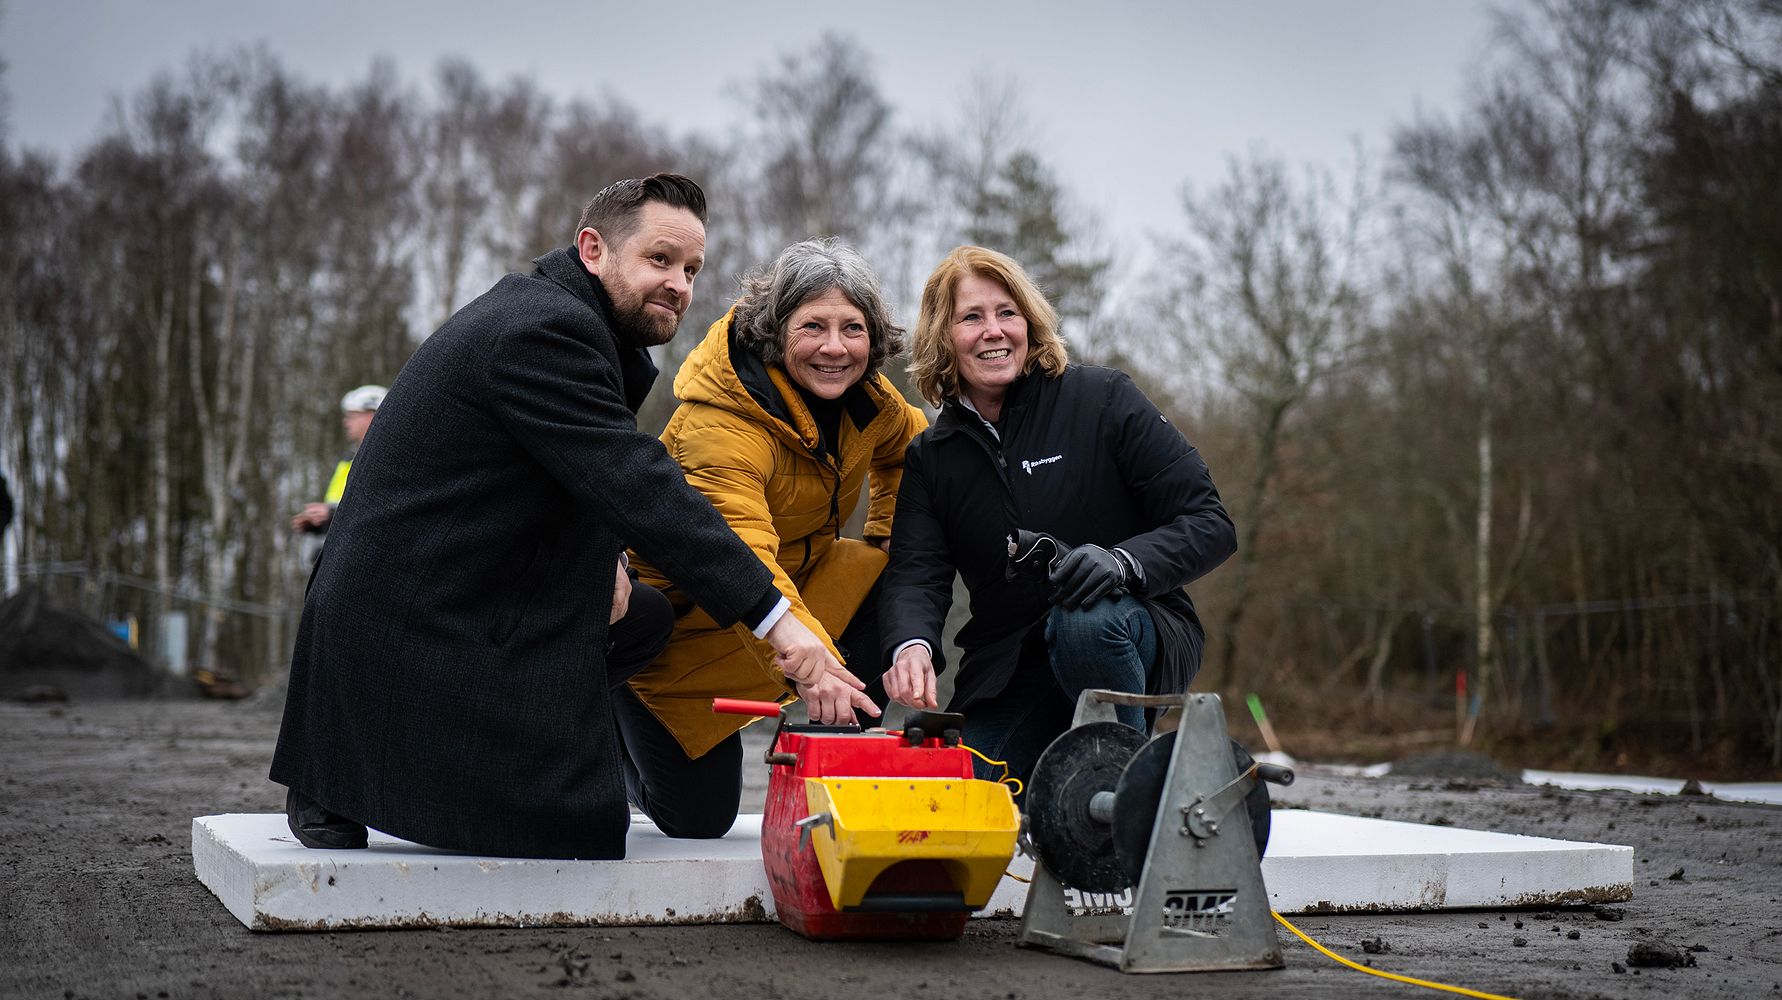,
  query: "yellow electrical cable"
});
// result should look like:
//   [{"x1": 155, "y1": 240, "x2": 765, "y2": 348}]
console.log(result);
[
  {"x1": 952, "y1": 741, "x2": 1032, "y2": 883},
  {"x1": 965, "y1": 722, "x2": 1512, "y2": 994},
  {"x1": 1271, "y1": 910, "x2": 1520, "y2": 1000},
  {"x1": 958, "y1": 742, "x2": 1024, "y2": 797}
]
